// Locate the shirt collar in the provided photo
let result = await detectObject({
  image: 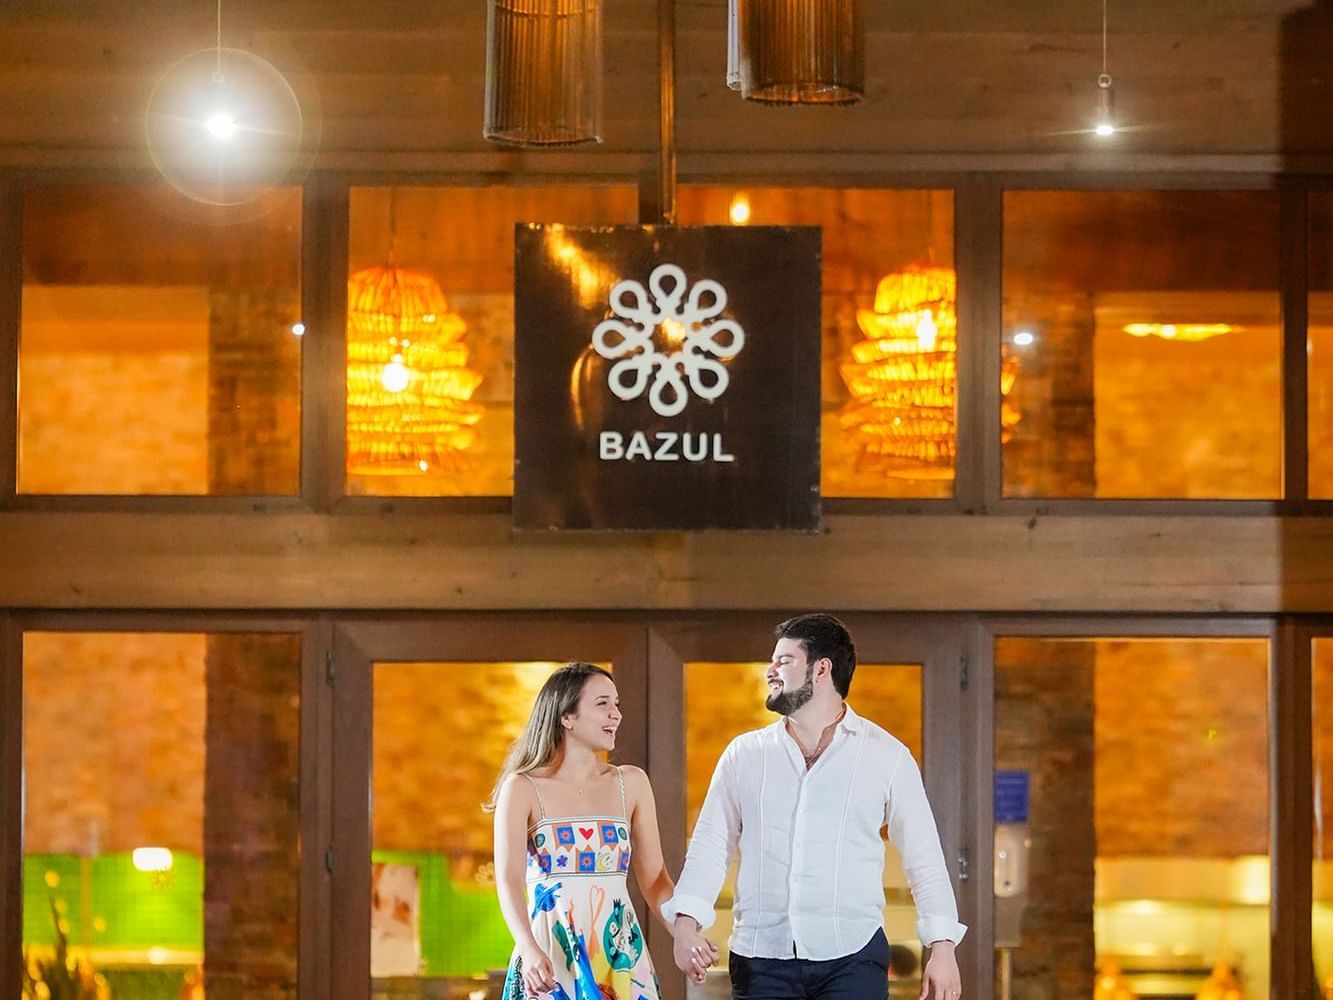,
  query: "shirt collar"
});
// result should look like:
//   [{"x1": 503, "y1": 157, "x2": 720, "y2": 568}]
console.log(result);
[
  {"x1": 839, "y1": 703, "x2": 863, "y2": 732},
  {"x1": 766, "y1": 701, "x2": 862, "y2": 735}
]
